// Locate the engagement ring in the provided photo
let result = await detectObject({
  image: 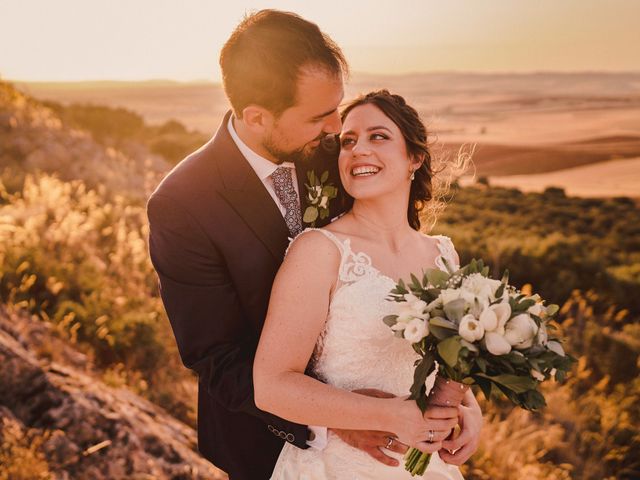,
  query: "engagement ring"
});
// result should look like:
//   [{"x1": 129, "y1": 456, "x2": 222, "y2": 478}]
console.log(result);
[{"x1": 385, "y1": 436, "x2": 395, "y2": 449}]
